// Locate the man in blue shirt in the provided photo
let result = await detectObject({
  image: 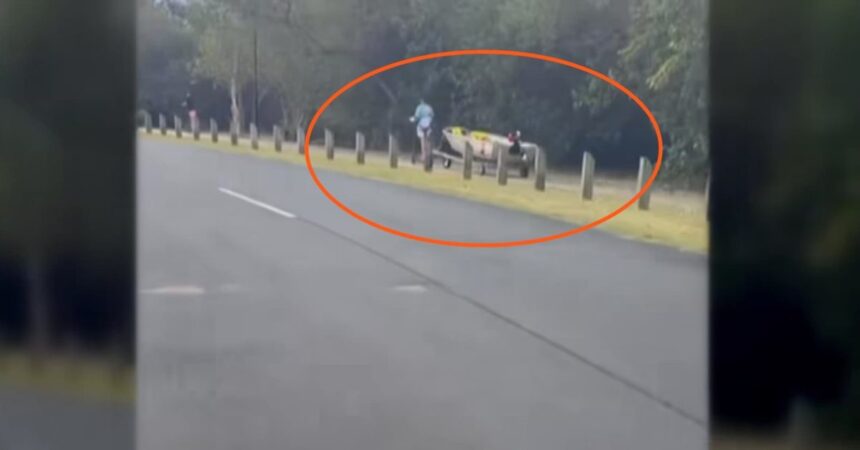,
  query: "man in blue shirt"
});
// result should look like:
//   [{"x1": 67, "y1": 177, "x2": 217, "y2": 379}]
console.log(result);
[
  {"x1": 411, "y1": 99, "x2": 434, "y2": 136},
  {"x1": 410, "y1": 99, "x2": 434, "y2": 168}
]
